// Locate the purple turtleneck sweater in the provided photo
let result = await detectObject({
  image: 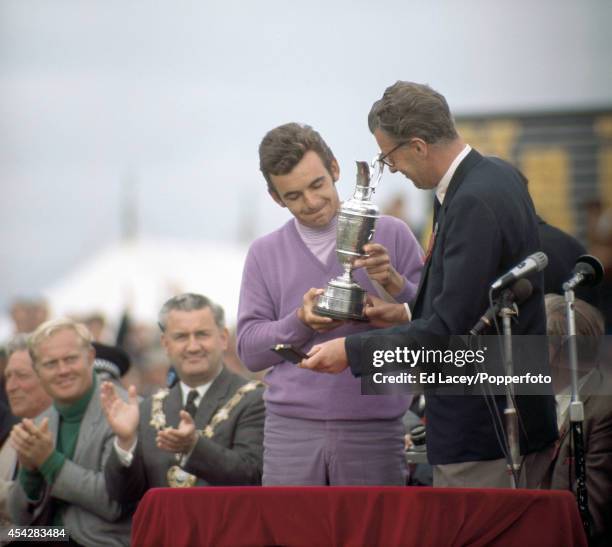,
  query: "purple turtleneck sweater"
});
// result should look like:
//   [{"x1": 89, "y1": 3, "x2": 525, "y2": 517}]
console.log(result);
[{"x1": 237, "y1": 215, "x2": 423, "y2": 421}]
